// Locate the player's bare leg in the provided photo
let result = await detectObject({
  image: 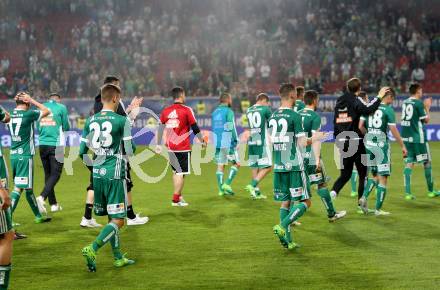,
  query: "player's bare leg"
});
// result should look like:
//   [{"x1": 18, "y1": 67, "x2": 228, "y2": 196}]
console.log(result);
[
  {"x1": 172, "y1": 174, "x2": 188, "y2": 206},
  {"x1": 0, "y1": 231, "x2": 13, "y2": 289},
  {"x1": 0, "y1": 187, "x2": 13, "y2": 289}
]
